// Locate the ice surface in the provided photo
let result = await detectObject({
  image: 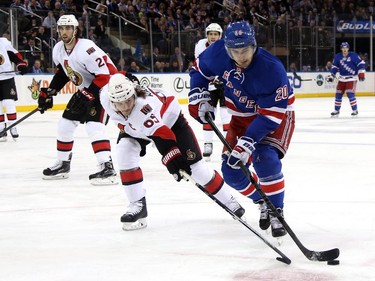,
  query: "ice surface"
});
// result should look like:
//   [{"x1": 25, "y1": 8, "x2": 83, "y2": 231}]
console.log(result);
[{"x1": 1, "y1": 97, "x2": 374, "y2": 281}]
